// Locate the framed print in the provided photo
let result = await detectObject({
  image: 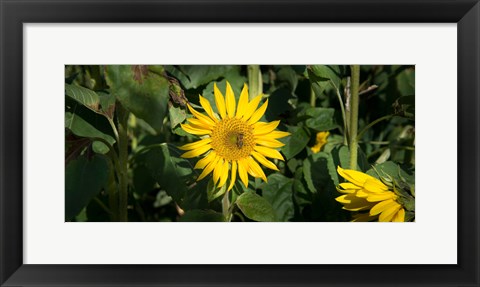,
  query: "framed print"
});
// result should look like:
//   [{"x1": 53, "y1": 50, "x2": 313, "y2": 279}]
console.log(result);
[{"x1": 1, "y1": 0, "x2": 479, "y2": 286}]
